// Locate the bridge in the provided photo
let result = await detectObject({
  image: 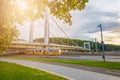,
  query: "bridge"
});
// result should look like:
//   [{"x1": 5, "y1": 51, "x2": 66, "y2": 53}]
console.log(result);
[
  {"x1": 7, "y1": 12, "x2": 89, "y2": 54},
  {"x1": 8, "y1": 42, "x2": 88, "y2": 51}
]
